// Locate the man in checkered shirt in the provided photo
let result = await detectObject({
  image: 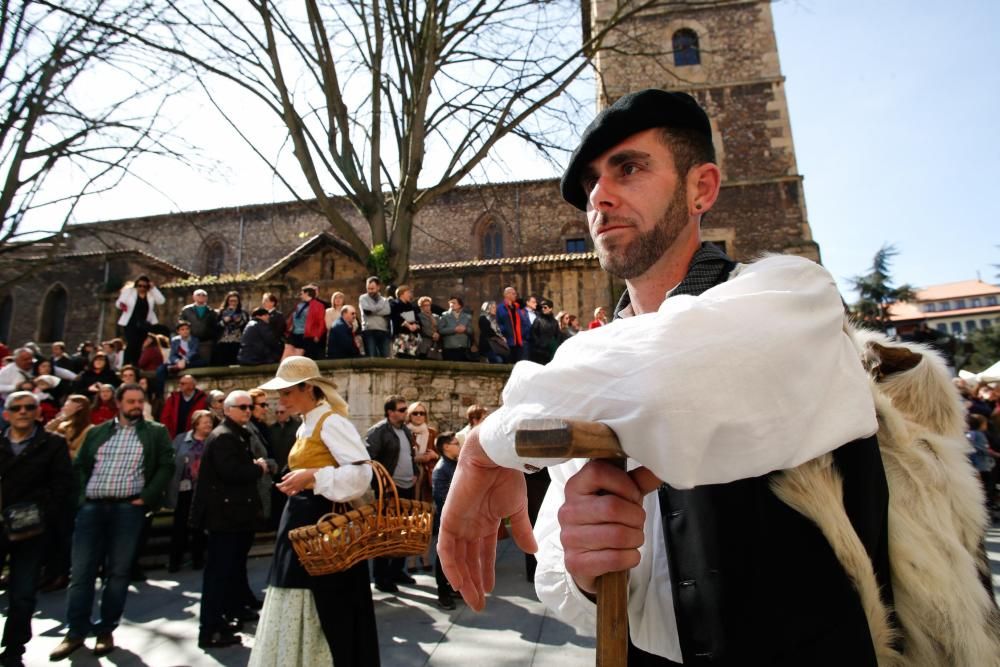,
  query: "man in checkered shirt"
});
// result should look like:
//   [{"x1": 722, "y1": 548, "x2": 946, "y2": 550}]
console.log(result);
[{"x1": 49, "y1": 383, "x2": 173, "y2": 661}]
